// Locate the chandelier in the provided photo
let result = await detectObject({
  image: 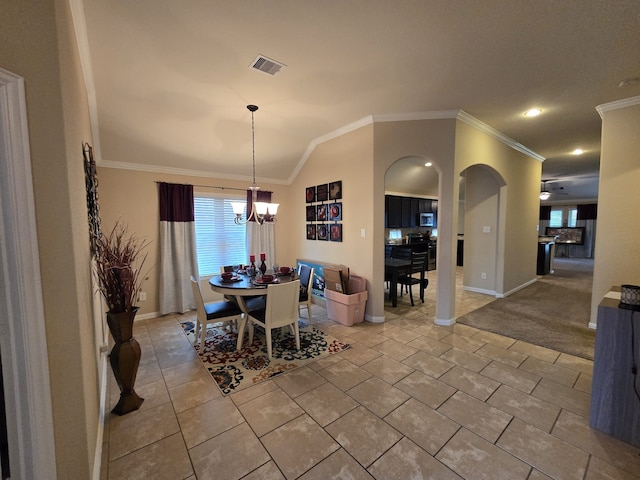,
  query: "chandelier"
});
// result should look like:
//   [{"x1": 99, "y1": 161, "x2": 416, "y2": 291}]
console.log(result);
[
  {"x1": 539, "y1": 180, "x2": 551, "y2": 201},
  {"x1": 231, "y1": 105, "x2": 279, "y2": 224}
]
